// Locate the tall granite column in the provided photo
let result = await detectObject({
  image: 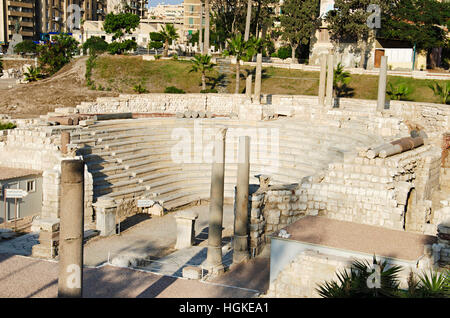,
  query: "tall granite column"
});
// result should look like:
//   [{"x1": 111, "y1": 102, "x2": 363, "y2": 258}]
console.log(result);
[
  {"x1": 233, "y1": 136, "x2": 250, "y2": 264},
  {"x1": 206, "y1": 128, "x2": 228, "y2": 275},
  {"x1": 318, "y1": 54, "x2": 327, "y2": 106},
  {"x1": 325, "y1": 54, "x2": 334, "y2": 107},
  {"x1": 58, "y1": 159, "x2": 84, "y2": 298},
  {"x1": 254, "y1": 53, "x2": 262, "y2": 103},
  {"x1": 377, "y1": 55, "x2": 388, "y2": 111},
  {"x1": 204, "y1": 0, "x2": 210, "y2": 54},
  {"x1": 246, "y1": 74, "x2": 253, "y2": 98}
]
